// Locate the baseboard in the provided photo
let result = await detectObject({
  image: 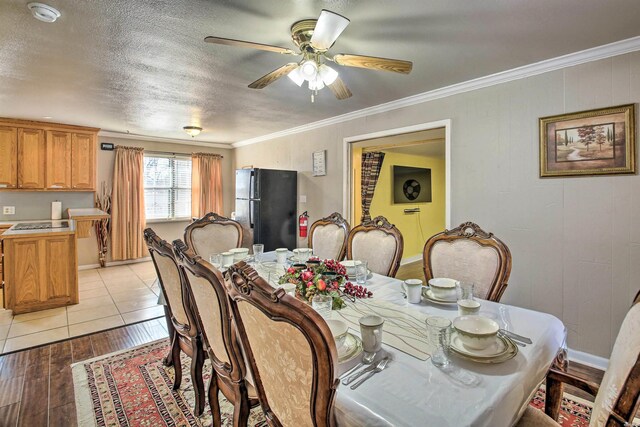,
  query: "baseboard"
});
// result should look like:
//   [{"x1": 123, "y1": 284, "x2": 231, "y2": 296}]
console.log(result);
[
  {"x1": 401, "y1": 255, "x2": 422, "y2": 265},
  {"x1": 568, "y1": 348, "x2": 609, "y2": 371},
  {"x1": 78, "y1": 257, "x2": 152, "y2": 270}
]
